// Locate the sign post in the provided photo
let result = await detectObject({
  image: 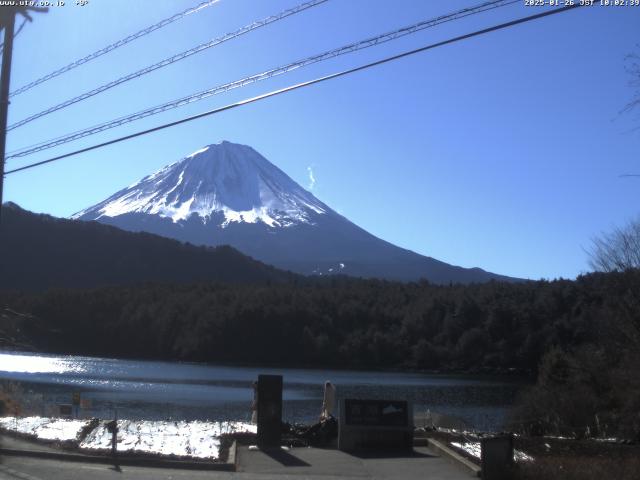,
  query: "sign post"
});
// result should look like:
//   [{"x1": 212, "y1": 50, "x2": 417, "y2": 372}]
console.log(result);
[{"x1": 72, "y1": 392, "x2": 80, "y2": 418}]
